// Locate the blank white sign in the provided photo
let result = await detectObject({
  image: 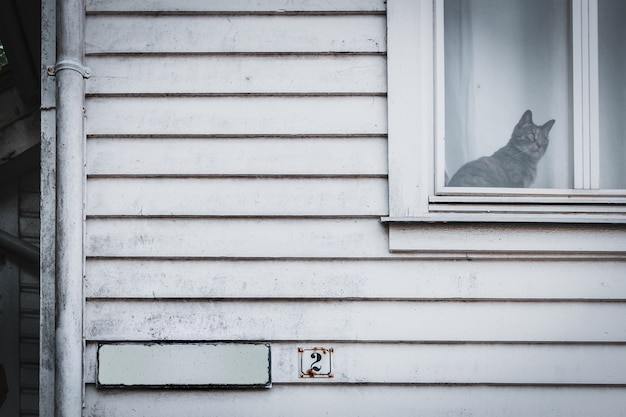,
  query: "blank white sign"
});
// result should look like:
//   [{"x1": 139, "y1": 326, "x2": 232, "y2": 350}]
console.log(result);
[{"x1": 97, "y1": 343, "x2": 271, "y2": 388}]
